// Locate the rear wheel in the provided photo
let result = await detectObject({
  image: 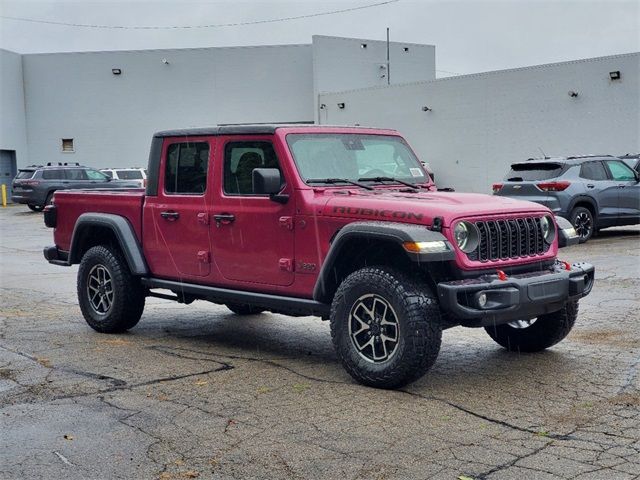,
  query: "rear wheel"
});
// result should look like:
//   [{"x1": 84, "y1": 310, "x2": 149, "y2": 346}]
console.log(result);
[
  {"x1": 78, "y1": 245, "x2": 145, "y2": 333},
  {"x1": 330, "y1": 266, "x2": 442, "y2": 389},
  {"x1": 484, "y1": 301, "x2": 578, "y2": 352},
  {"x1": 45, "y1": 191, "x2": 55, "y2": 207},
  {"x1": 28, "y1": 204, "x2": 43, "y2": 212},
  {"x1": 225, "y1": 303, "x2": 264, "y2": 315},
  {"x1": 570, "y1": 207, "x2": 594, "y2": 243}
]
